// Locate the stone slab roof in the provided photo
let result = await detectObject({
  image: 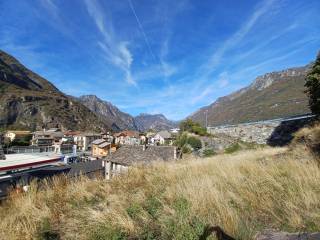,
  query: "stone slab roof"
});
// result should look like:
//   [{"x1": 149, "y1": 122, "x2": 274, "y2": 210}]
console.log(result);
[
  {"x1": 105, "y1": 145, "x2": 175, "y2": 166},
  {"x1": 156, "y1": 130, "x2": 172, "y2": 139},
  {"x1": 68, "y1": 159, "x2": 103, "y2": 177},
  {"x1": 92, "y1": 139, "x2": 106, "y2": 145}
]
